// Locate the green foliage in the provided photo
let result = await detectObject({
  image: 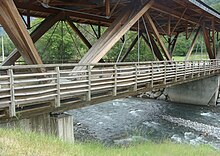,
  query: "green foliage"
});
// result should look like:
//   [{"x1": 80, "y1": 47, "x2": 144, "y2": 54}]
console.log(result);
[
  {"x1": 0, "y1": 128, "x2": 219, "y2": 156},
  {"x1": 32, "y1": 19, "x2": 90, "y2": 63},
  {"x1": 212, "y1": 2, "x2": 220, "y2": 12},
  {"x1": 202, "y1": 0, "x2": 220, "y2": 6}
]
